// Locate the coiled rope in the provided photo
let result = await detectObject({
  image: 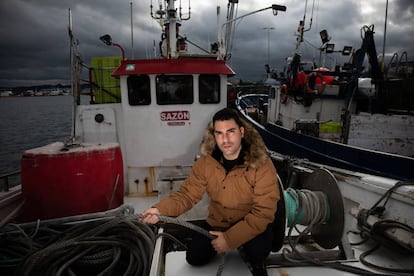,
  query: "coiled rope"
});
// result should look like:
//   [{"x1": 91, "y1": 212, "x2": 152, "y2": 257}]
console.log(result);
[
  {"x1": 0, "y1": 216, "x2": 156, "y2": 276},
  {"x1": 1, "y1": 212, "x2": 227, "y2": 276},
  {"x1": 284, "y1": 188, "x2": 330, "y2": 227}
]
